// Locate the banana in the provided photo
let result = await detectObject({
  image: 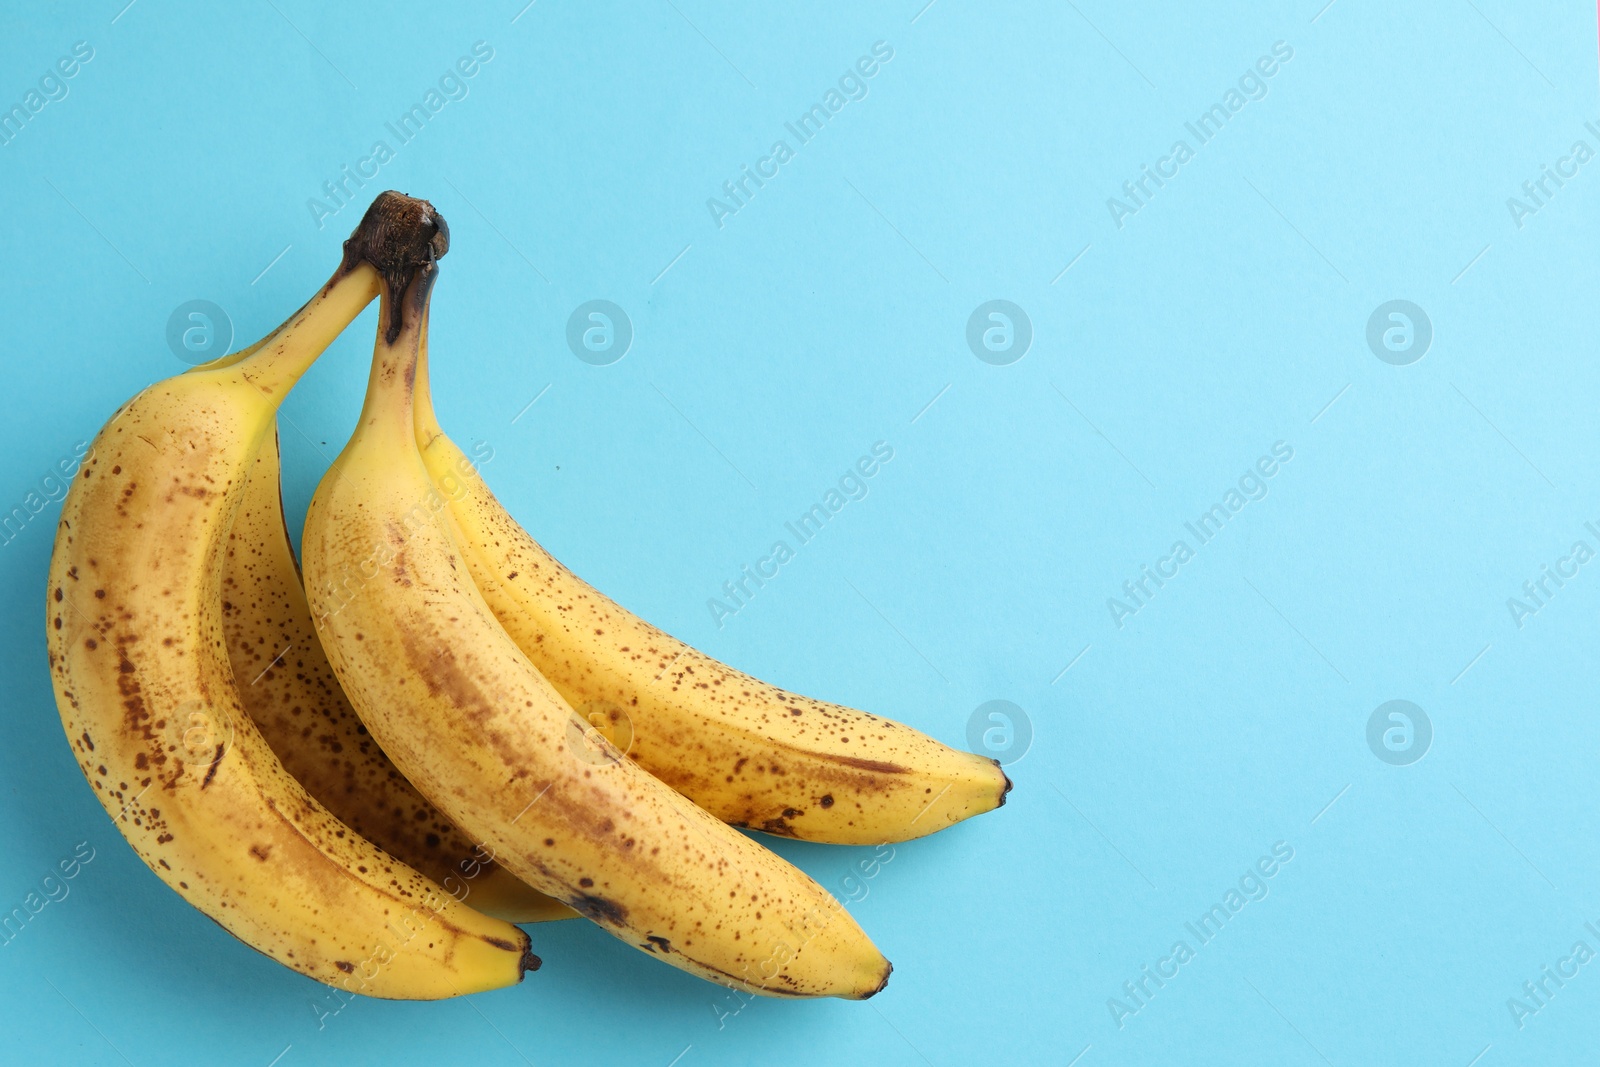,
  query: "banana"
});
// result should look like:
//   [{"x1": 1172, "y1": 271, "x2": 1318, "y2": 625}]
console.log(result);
[
  {"x1": 46, "y1": 192, "x2": 535, "y2": 998},
  {"x1": 303, "y1": 259, "x2": 891, "y2": 998},
  {"x1": 221, "y1": 425, "x2": 573, "y2": 924},
  {"x1": 412, "y1": 343, "x2": 1009, "y2": 846}
]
